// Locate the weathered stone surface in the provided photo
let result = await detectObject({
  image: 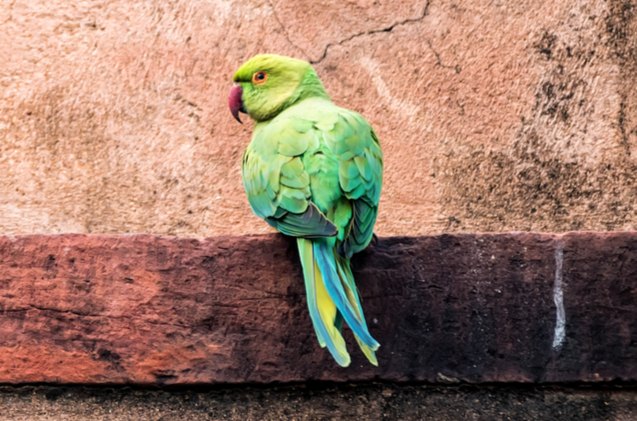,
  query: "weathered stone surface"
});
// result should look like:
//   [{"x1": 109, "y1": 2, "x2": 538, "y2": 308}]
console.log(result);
[
  {"x1": 0, "y1": 384, "x2": 636, "y2": 421},
  {"x1": 0, "y1": 1, "x2": 635, "y2": 236},
  {"x1": 0, "y1": 233, "x2": 634, "y2": 384}
]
